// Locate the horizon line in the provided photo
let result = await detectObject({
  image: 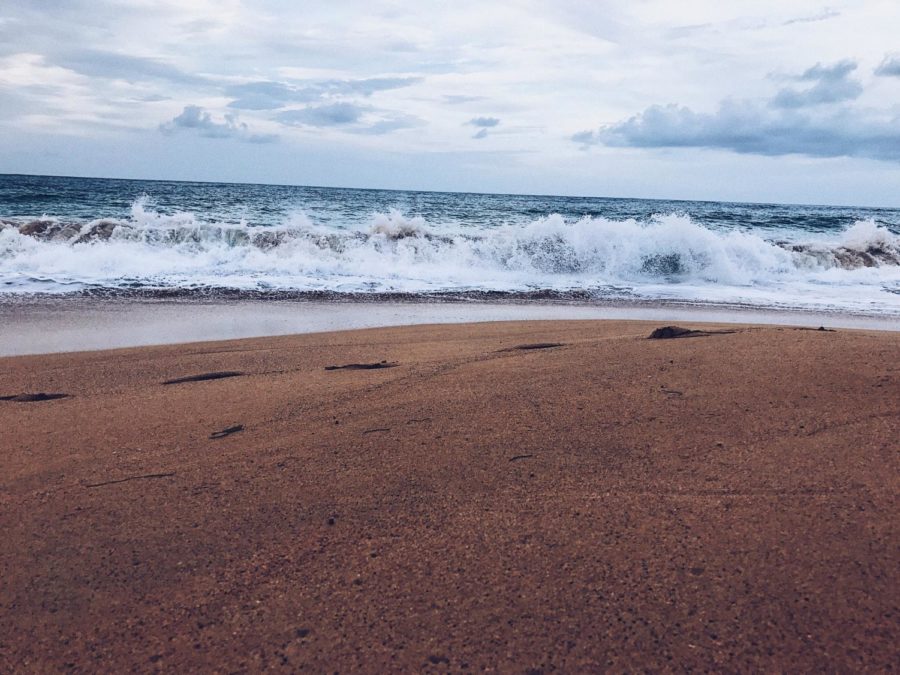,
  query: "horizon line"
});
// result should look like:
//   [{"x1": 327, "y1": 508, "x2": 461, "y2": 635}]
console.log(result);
[{"x1": 0, "y1": 171, "x2": 894, "y2": 211}]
